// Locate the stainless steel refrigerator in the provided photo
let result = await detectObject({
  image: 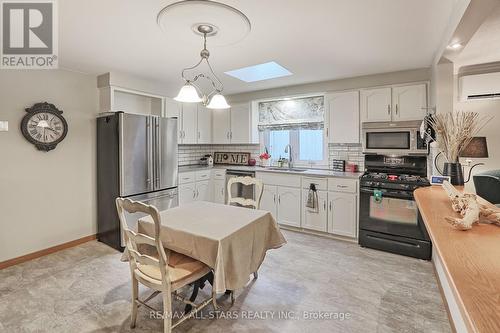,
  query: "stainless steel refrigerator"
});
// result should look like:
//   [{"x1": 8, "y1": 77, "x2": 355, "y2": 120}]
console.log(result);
[{"x1": 97, "y1": 112, "x2": 178, "y2": 251}]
